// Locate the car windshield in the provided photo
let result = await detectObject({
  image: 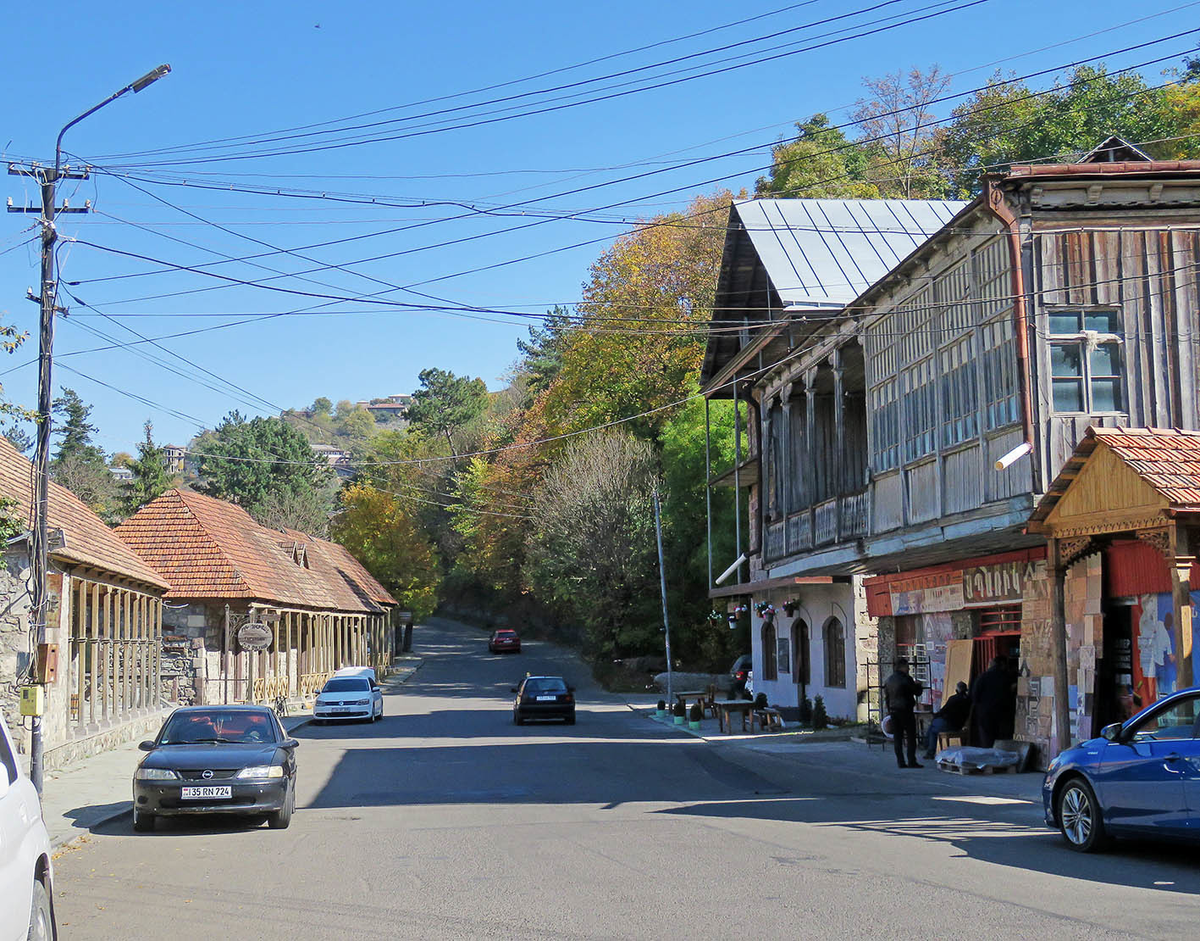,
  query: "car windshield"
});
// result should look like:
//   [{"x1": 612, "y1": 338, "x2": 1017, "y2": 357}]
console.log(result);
[
  {"x1": 524, "y1": 678, "x2": 567, "y2": 694},
  {"x1": 323, "y1": 678, "x2": 370, "y2": 693},
  {"x1": 159, "y1": 710, "x2": 277, "y2": 745}
]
